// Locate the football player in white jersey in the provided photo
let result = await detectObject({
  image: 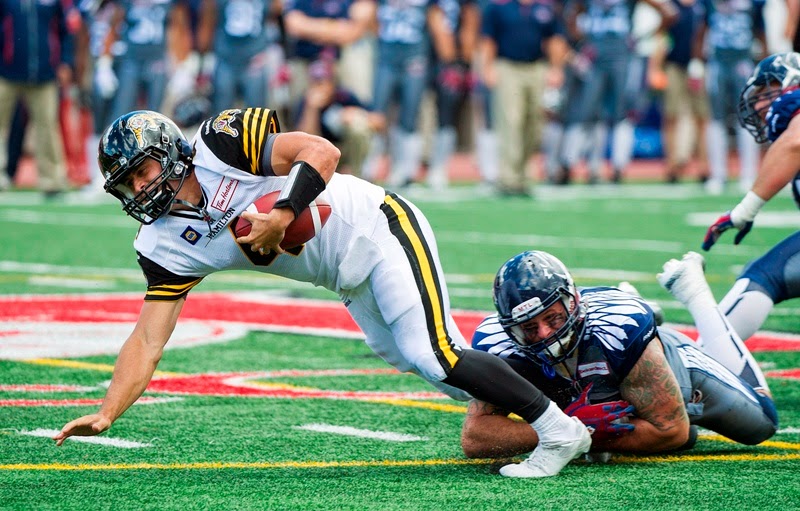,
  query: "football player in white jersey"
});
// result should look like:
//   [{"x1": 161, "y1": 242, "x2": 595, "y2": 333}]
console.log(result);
[
  {"x1": 53, "y1": 108, "x2": 591, "y2": 478},
  {"x1": 462, "y1": 250, "x2": 776, "y2": 459}
]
